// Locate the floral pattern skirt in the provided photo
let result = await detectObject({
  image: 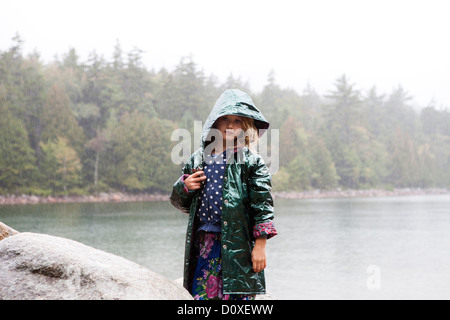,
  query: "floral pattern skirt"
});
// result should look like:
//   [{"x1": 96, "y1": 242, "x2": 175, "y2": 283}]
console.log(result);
[{"x1": 192, "y1": 231, "x2": 255, "y2": 300}]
